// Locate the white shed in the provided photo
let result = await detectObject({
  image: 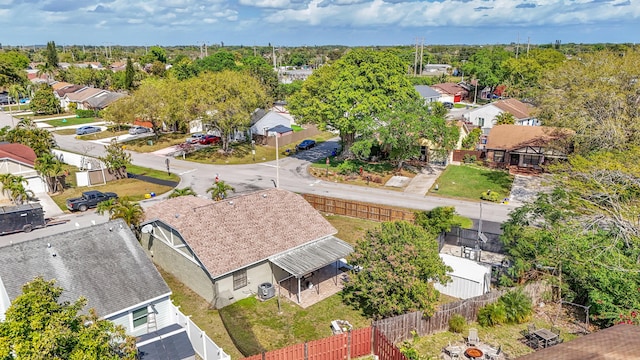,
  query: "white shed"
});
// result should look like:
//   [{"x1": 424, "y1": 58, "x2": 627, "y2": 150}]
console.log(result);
[{"x1": 434, "y1": 254, "x2": 491, "y2": 299}]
